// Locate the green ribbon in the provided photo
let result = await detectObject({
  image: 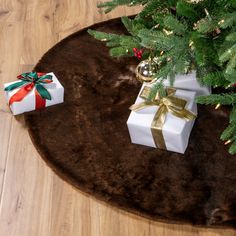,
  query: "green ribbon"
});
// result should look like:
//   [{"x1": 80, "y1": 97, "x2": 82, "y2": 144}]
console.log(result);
[{"x1": 5, "y1": 72, "x2": 53, "y2": 100}]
